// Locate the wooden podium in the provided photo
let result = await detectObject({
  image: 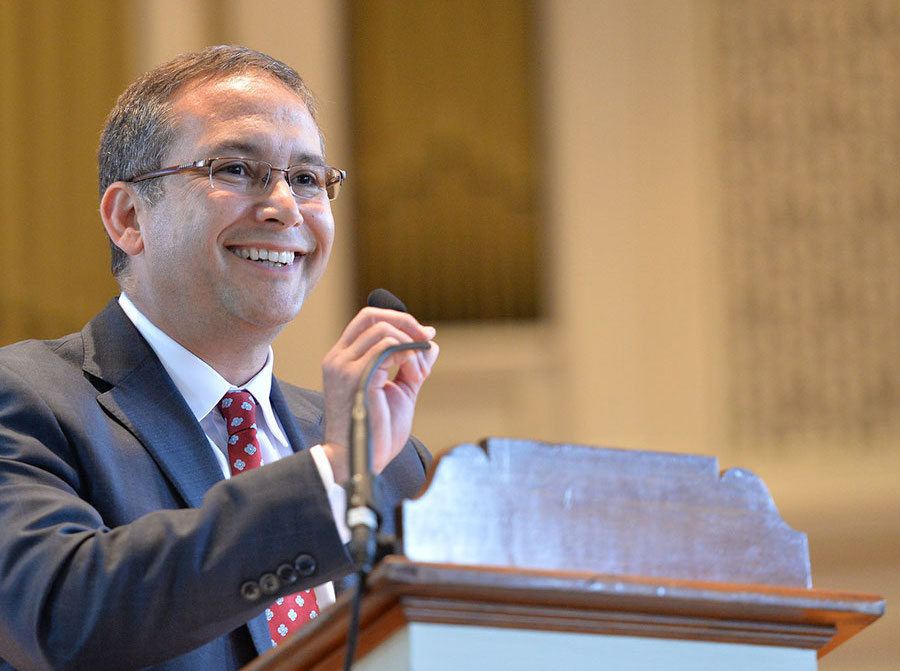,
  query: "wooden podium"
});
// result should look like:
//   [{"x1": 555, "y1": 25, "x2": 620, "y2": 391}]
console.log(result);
[{"x1": 243, "y1": 439, "x2": 885, "y2": 670}]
